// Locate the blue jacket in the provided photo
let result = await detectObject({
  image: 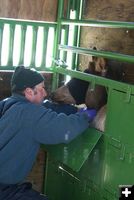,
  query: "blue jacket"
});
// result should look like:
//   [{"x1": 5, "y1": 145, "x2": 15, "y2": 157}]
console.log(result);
[
  {"x1": 0, "y1": 94, "x2": 89, "y2": 184},
  {"x1": 43, "y1": 99, "x2": 78, "y2": 115}
]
